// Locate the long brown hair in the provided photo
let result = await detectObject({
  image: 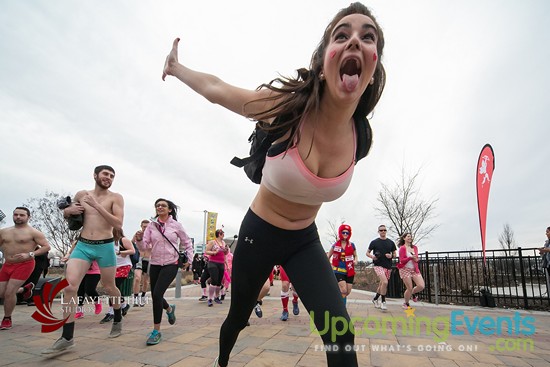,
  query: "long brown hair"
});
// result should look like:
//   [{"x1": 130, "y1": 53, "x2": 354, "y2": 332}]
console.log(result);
[
  {"x1": 398, "y1": 232, "x2": 412, "y2": 248},
  {"x1": 112, "y1": 228, "x2": 125, "y2": 242},
  {"x1": 248, "y1": 2, "x2": 385, "y2": 155}
]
